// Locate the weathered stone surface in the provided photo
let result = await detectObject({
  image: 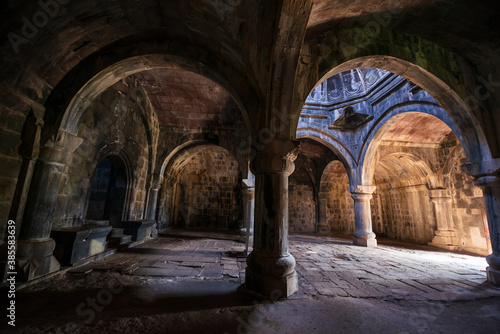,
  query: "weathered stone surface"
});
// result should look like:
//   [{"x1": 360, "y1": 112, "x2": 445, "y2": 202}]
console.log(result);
[{"x1": 51, "y1": 224, "x2": 112, "y2": 265}]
